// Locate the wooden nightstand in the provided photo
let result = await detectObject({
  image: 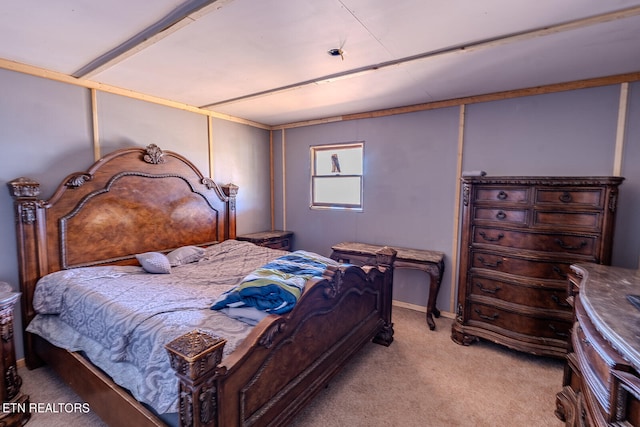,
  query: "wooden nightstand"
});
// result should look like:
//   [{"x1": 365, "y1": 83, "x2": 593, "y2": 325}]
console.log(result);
[
  {"x1": 237, "y1": 230, "x2": 293, "y2": 251},
  {"x1": 0, "y1": 282, "x2": 30, "y2": 426}
]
